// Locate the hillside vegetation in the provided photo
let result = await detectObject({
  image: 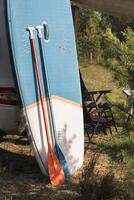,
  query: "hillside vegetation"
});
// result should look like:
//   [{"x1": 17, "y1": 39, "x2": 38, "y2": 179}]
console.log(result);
[{"x1": 78, "y1": 10, "x2": 134, "y2": 89}]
